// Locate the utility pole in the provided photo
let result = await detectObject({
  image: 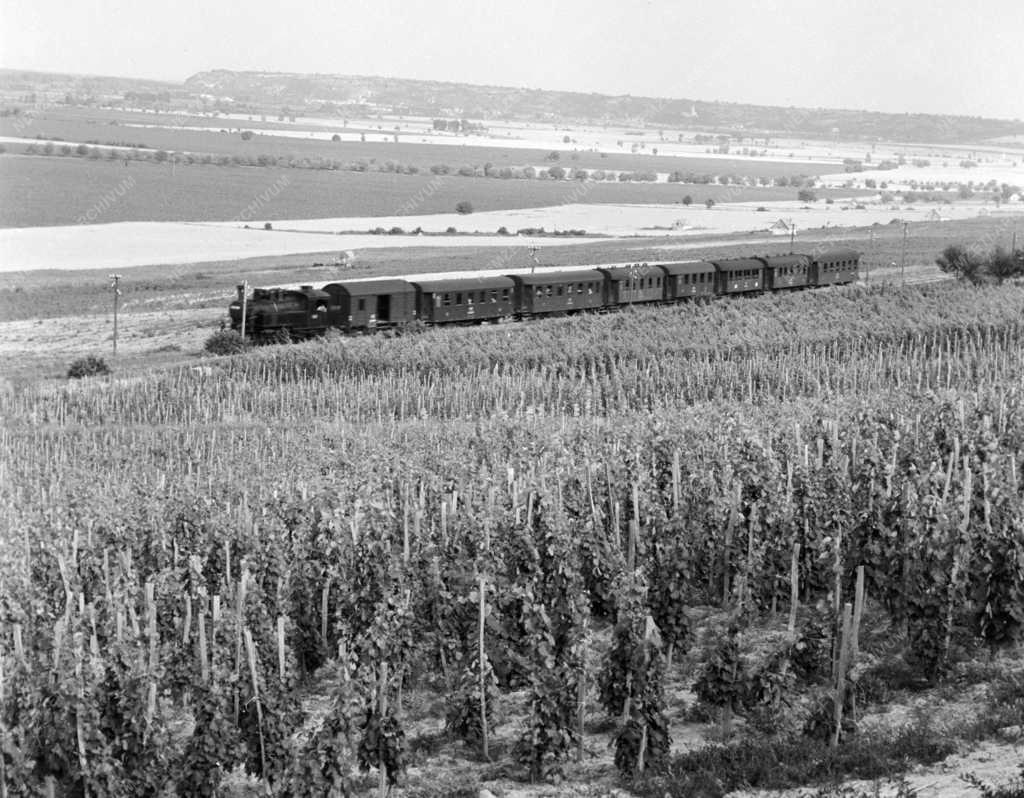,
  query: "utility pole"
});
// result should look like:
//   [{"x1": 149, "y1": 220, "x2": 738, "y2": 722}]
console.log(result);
[
  {"x1": 239, "y1": 281, "x2": 248, "y2": 339},
  {"x1": 109, "y1": 274, "x2": 122, "y2": 356},
  {"x1": 789, "y1": 219, "x2": 796, "y2": 253},
  {"x1": 867, "y1": 229, "x2": 874, "y2": 285},
  {"x1": 901, "y1": 222, "x2": 908, "y2": 286}
]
